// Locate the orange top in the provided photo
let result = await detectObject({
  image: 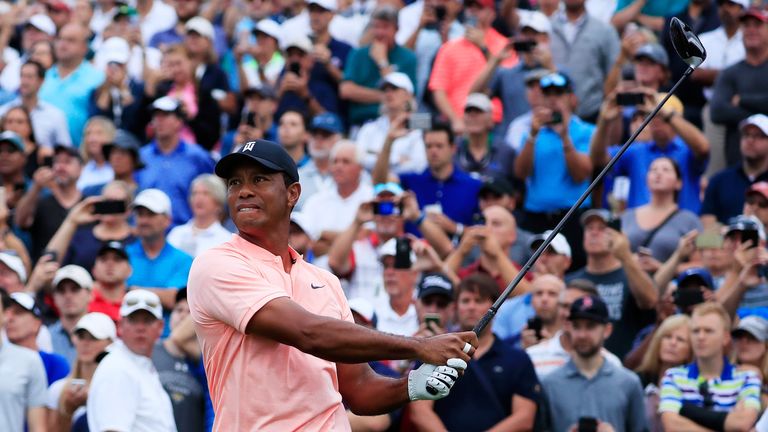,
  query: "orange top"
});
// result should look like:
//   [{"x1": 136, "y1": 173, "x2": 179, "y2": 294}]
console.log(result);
[{"x1": 188, "y1": 234, "x2": 354, "y2": 432}]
